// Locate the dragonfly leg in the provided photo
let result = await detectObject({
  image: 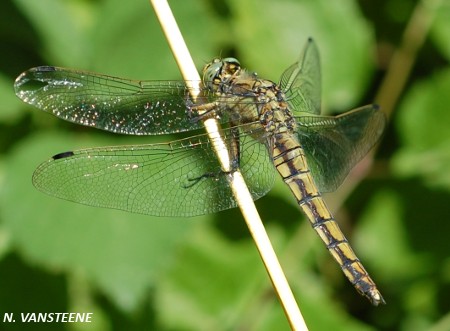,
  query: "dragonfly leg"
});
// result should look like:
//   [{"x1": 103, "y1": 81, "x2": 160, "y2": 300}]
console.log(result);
[
  {"x1": 182, "y1": 126, "x2": 241, "y2": 189},
  {"x1": 182, "y1": 160, "x2": 243, "y2": 189},
  {"x1": 182, "y1": 172, "x2": 221, "y2": 188},
  {"x1": 229, "y1": 126, "x2": 241, "y2": 170},
  {"x1": 188, "y1": 101, "x2": 221, "y2": 123}
]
